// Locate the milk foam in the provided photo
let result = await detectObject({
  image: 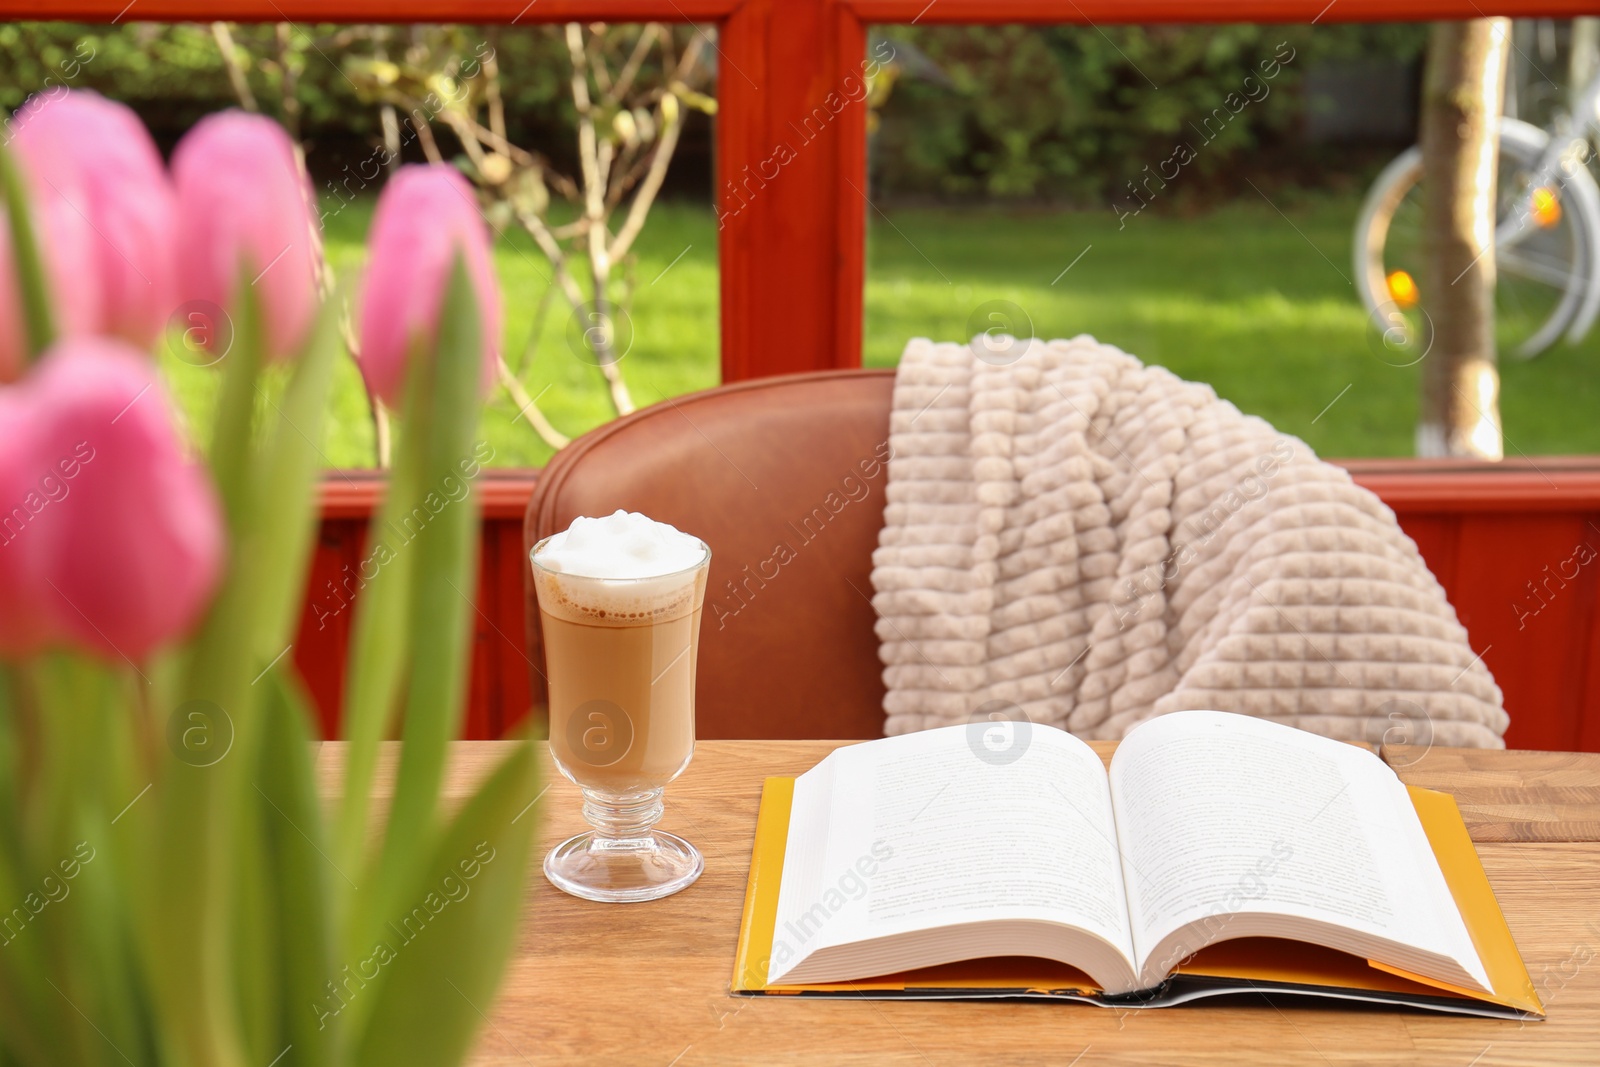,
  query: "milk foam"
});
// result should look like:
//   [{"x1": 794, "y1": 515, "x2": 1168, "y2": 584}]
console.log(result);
[
  {"x1": 534, "y1": 510, "x2": 705, "y2": 579},
  {"x1": 531, "y1": 511, "x2": 708, "y2": 625}
]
